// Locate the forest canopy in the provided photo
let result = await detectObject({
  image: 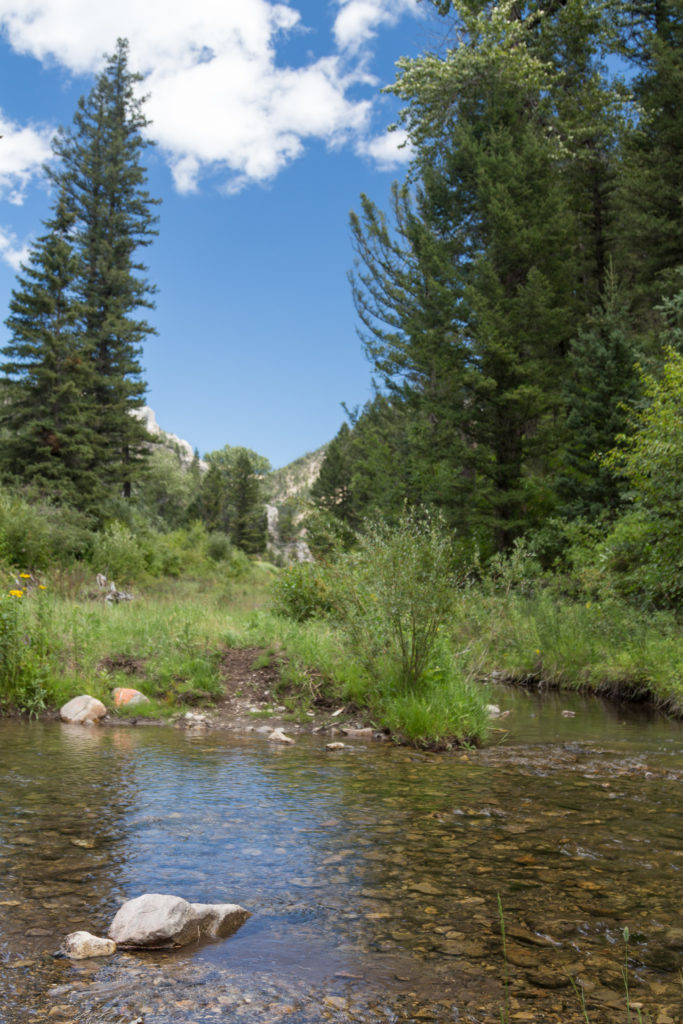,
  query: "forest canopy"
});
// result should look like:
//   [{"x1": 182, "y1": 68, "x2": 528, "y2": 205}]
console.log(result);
[{"x1": 310, "y1": 0, "x2": 682, "y2": 605}]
